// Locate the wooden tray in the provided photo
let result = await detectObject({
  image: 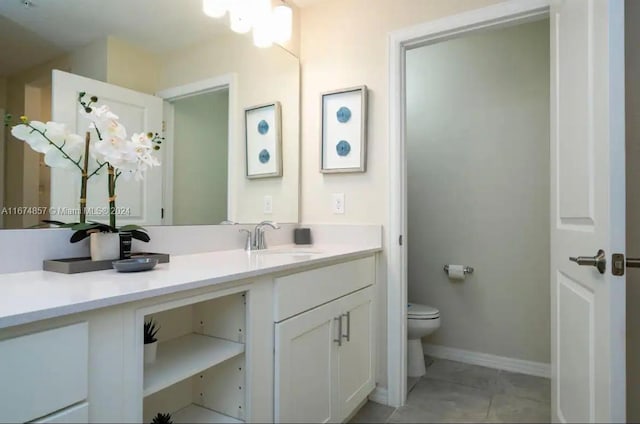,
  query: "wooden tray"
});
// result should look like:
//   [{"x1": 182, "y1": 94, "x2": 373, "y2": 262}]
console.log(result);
[{"x1": 43, "y1": 253, "x2": 170, "y2": 274}]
